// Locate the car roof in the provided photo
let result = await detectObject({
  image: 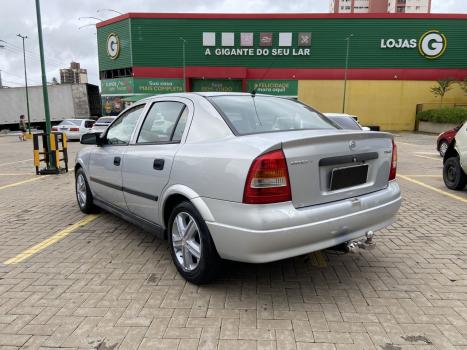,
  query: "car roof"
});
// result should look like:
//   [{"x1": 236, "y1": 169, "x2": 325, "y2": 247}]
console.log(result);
[{"x1": 137, "y1": 92, "x2": 276, "y2": 103}]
